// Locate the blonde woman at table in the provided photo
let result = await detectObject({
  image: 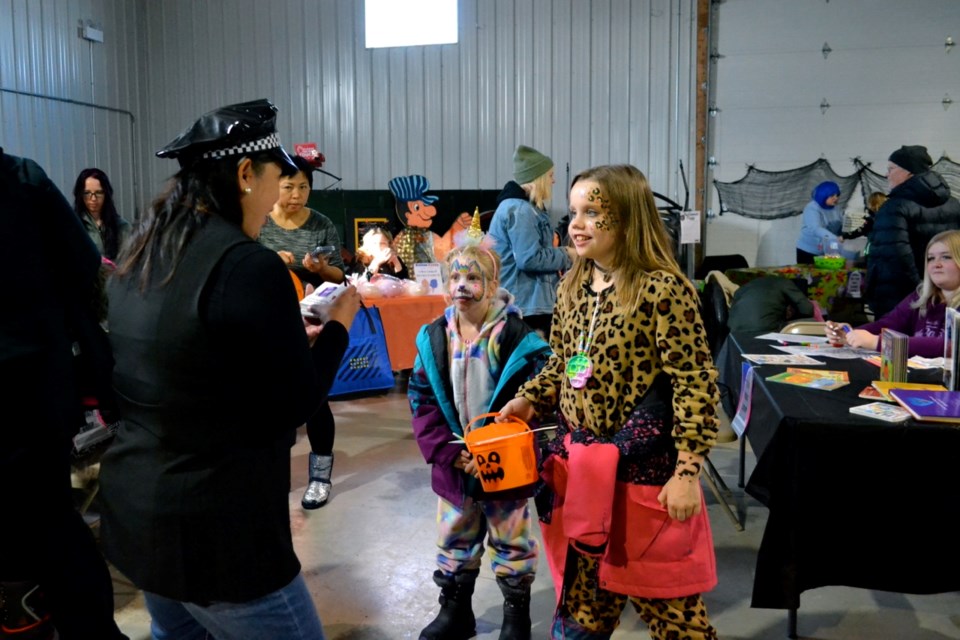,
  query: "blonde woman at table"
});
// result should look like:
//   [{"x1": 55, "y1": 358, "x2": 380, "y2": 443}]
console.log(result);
[
  {"x1": 826, "y1": 229, "x2": 960, "y2": 358},
  {"x1": 498, "y1": 164, "x2": 720, "y2": 639}
]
